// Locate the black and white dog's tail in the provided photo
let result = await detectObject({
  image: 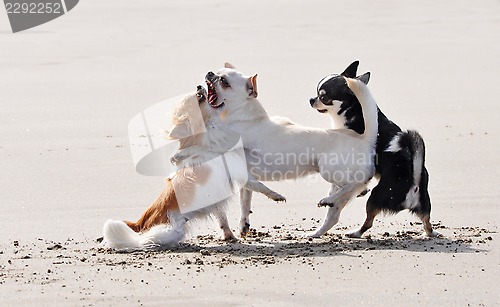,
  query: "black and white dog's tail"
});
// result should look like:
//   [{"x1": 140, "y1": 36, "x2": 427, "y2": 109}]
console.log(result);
[
  {"x1": 386, "y1": 130, "x2": 427, "y2": 210},
  {"x1": 400, "y1": 130, "x2": 425, "y2": 186}
]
